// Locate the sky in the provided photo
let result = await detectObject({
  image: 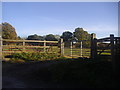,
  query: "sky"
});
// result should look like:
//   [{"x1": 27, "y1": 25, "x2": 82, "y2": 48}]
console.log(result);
[{"x1": 2, "y1": 2, "x2": 118, "y2": 38}]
